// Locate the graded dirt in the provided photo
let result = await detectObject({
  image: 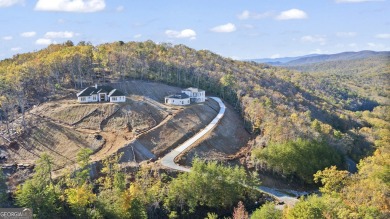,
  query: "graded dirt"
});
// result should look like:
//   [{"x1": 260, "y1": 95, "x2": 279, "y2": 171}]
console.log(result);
[{"x1": 0, "y1": 80, "x2": 250, "y2": 177}]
